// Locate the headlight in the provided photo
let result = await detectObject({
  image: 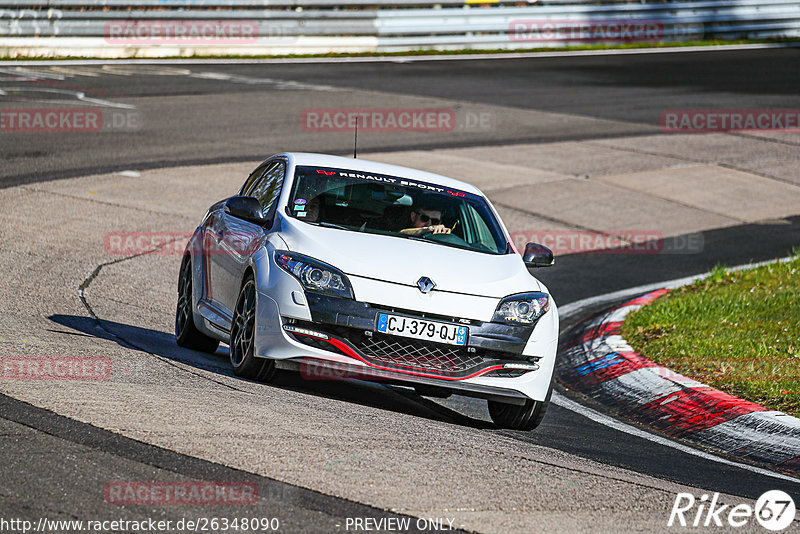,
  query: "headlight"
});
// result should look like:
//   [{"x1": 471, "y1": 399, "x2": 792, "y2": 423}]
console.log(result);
[
  {"x1": 274, "y1": 251, "x2": 354, "y2": 299},
  {"x1": 492, "y1": 292, "x2": 550, "y2": 325}
]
